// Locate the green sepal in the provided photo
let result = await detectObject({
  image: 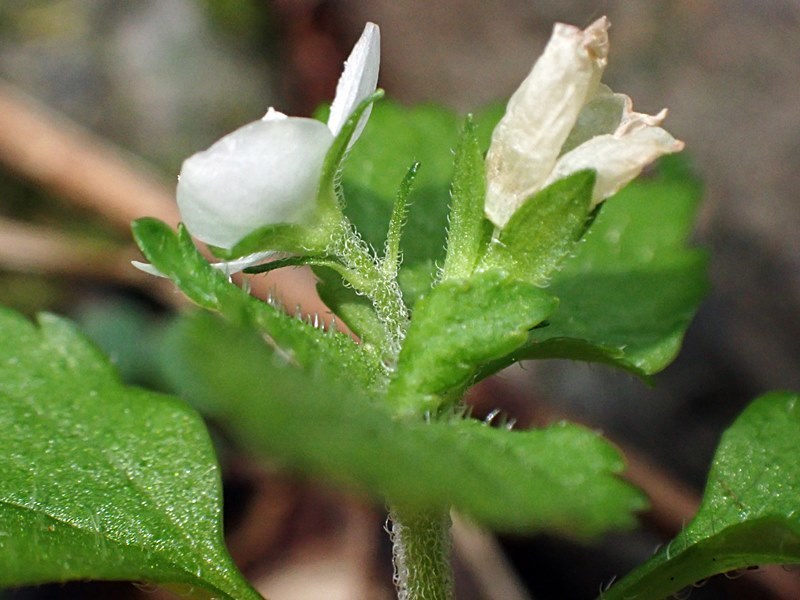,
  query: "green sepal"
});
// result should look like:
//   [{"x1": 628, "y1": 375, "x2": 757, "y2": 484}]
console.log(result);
[
  {"x1": 320, "y1": 89, "x2": 386, "y2": 209},
  {"x1": 0, "y1": 308, "x2": 261, "y2": 599},
  {"x1": 313, "y1": 266, "x2": 385, "y2": 351},
  {"x1": 340, "y1": 101, "x2": 463, "y2": 306},
  {"x1": 440, "y1": 115, "x2": 492, "y2": 281},
  {"x1": 333, "y1": 101, "x2": 504, "y2": 305},
  {"x1": 214, "y1": 221, "x2": 329, "y2": 260},
  {"x1": 389, "y1": 271, "x2": 558, "y2": 417},
  {"x1": 602, "y1": 392, "x2": 800, "y2": 600},
  {"x1": 479, "y1": 170, "x2": 596, "y2": 285},
  {"x1": 243, "y1": 253, "x2": 342, "y2": 275},
  {"x1": 382, "y1": 161, "x2": 419, "y2": 276},
  {"x1": 131, "y1": 217, "x2": 380, "y2": 389},
  {"x1": 165, "y1": 312, "x2": 646, "y2": 536}
]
